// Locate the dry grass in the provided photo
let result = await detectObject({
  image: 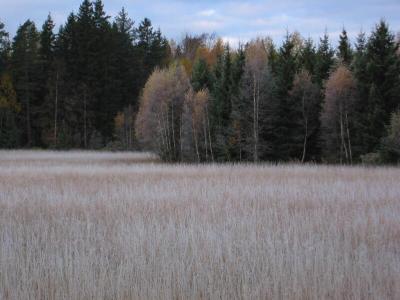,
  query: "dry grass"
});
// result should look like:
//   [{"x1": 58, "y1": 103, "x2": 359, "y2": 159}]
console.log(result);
[{"x1": 0, "y1": 151, "x2": 400, "y2": 299}]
